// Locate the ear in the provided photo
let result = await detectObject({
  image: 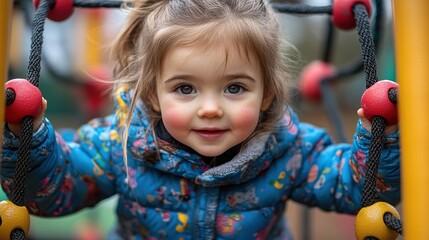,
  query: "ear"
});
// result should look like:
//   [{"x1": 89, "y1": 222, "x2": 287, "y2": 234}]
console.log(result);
[
  {"x1": 261, "y1": 91, "x2": 274, "y2": 111},
  {"x1": 149, "y1": 94, "x2": 161, "y2": 112}
]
